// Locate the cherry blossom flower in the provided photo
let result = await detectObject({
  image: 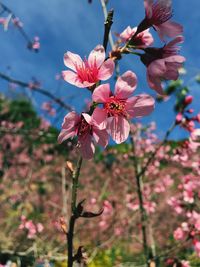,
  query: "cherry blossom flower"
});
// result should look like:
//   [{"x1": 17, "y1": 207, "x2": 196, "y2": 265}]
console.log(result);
[
  {"x1": 92, "y1": 71, "x2": 155, "y2": 144},
  {"x1": 181, "y1": 260, "x2": 191, "y2": 267},
  {"x1": 173, "y1": 227, "x2": 185, "y2": 240},
  {"x1": 58, "y1": 111, "x2": 109, "y2": 159},
  {"x1": 193, "y1": 240, "x2": 200, "y2": 257},
  {"x1": 141, "y1": 36, "x2": 185, "y2": 94},
  {"x1": 19, "y1": 216, "x2": 43, "y2": 239},
  {"x1": 32, "y1": 36, "x2": 40, "y2": 51},
  {"x1": 167, "y1": 197, "x2": 183, "y2": 214},
  {"x1": 37, "y1": 223, "x2": 44, "y2": 233},
  {"x1": 42, "y1": 101, "x2": 56, "y2": 116},
  {"x1": 189, "y1": 129, "x2": 200, "y2": 151},
  {"x1": 62, "y1": 45, "x2": 114, "y2": 88},
  {"x1": 136, "y1": 0, "x2": 183, "y2": 41},
  {"x1": 119, "y1": 26, "x2": 154, "y2": 48}
]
